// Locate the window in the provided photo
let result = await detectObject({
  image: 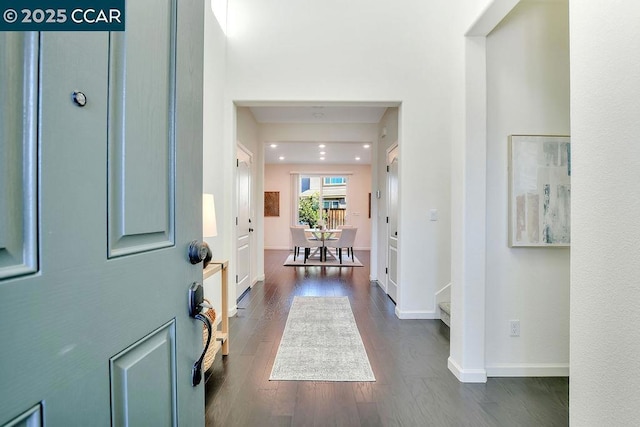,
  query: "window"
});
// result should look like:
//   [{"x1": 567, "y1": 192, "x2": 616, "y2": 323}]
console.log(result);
[
  {"x1": 323, "y1": 177, "x2": 346, "y2": 185},
  {"x1": 301, "y1": 177, "x2": 311, "y2": 192},
  {"x1": 297, "y1": 175, "x2": 348, "y2": 228}
]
